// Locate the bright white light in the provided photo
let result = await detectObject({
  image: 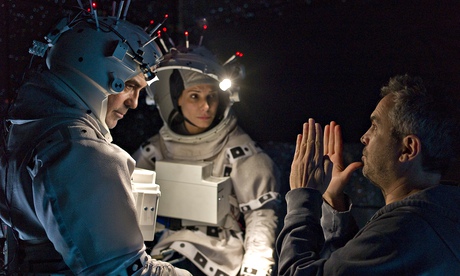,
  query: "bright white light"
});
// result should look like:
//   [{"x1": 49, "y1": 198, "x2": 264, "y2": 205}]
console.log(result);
[{"x1": 219, "y1": 79, "x2": 232, "y2": 91}]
